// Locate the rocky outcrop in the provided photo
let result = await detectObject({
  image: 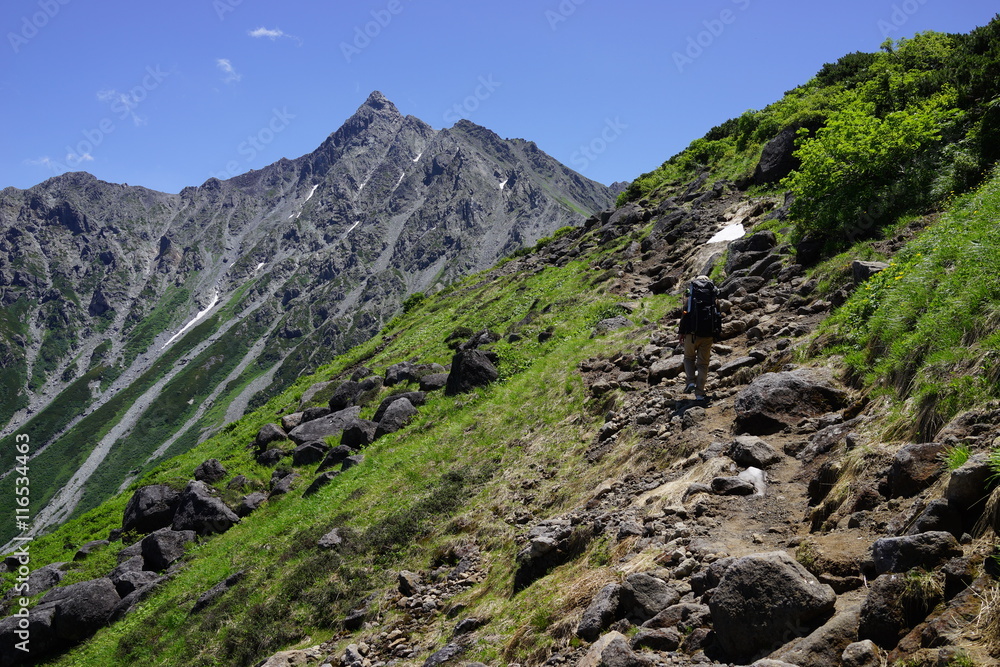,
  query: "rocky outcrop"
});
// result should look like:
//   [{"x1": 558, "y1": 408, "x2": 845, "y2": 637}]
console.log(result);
[
  {"x1": 445, "y1": 350, "x2": 499, "y2": 395},
  {"x1": 171, "y1": 481, "x2": 240, "y2": 535},
  {"x1": 734, "y1": 370, "x2": 848, "y2": 434},
  {"x1": 122, "y1": 484, "x2": 182, "y2": 535},
  {"x1": 287, "y1": 407, "x2": 363, "y2": 445}
]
